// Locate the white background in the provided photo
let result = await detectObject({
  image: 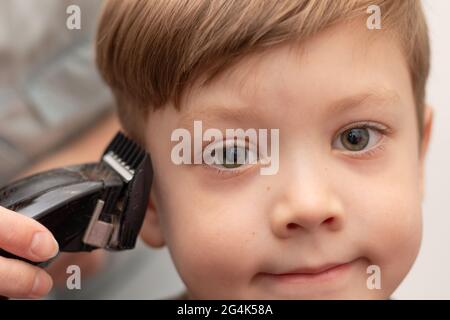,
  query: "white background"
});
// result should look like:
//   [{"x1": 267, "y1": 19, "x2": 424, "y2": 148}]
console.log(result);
[{"x1": 393, "y1": 0, "x2": 450, "y2": 299}]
